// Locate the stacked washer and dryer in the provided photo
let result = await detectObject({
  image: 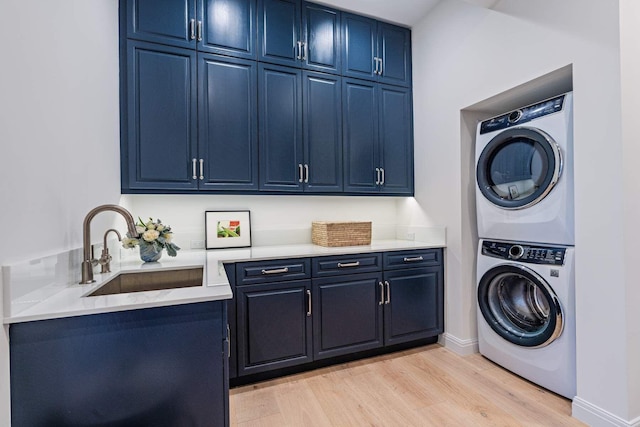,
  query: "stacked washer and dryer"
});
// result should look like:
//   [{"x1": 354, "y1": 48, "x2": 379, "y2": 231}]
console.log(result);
[{"x1": 475, "y1": 92, "x2": 576, "y2": 399}]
